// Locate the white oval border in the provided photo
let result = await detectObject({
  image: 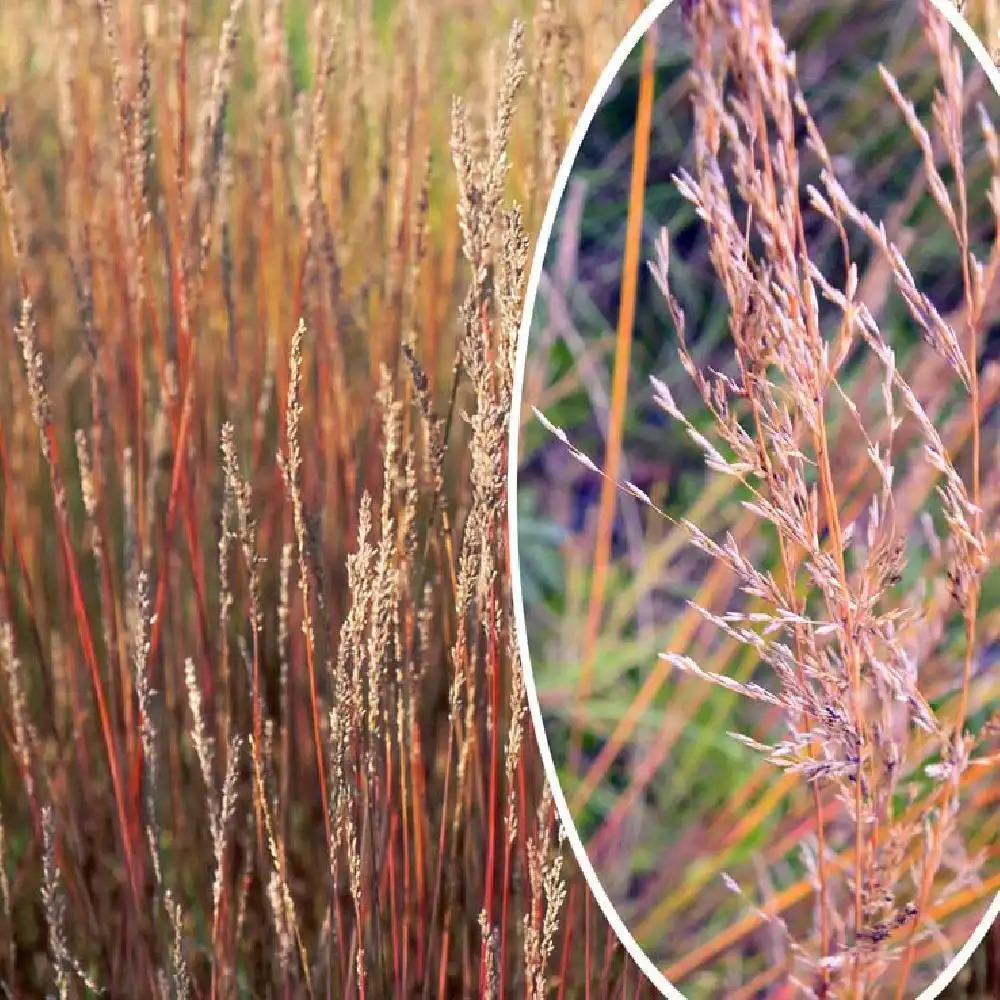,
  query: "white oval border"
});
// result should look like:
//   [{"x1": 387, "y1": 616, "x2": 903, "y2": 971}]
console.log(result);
[{"x1": 506, "y1": 1, "x2": 1000, "y2": 997}]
